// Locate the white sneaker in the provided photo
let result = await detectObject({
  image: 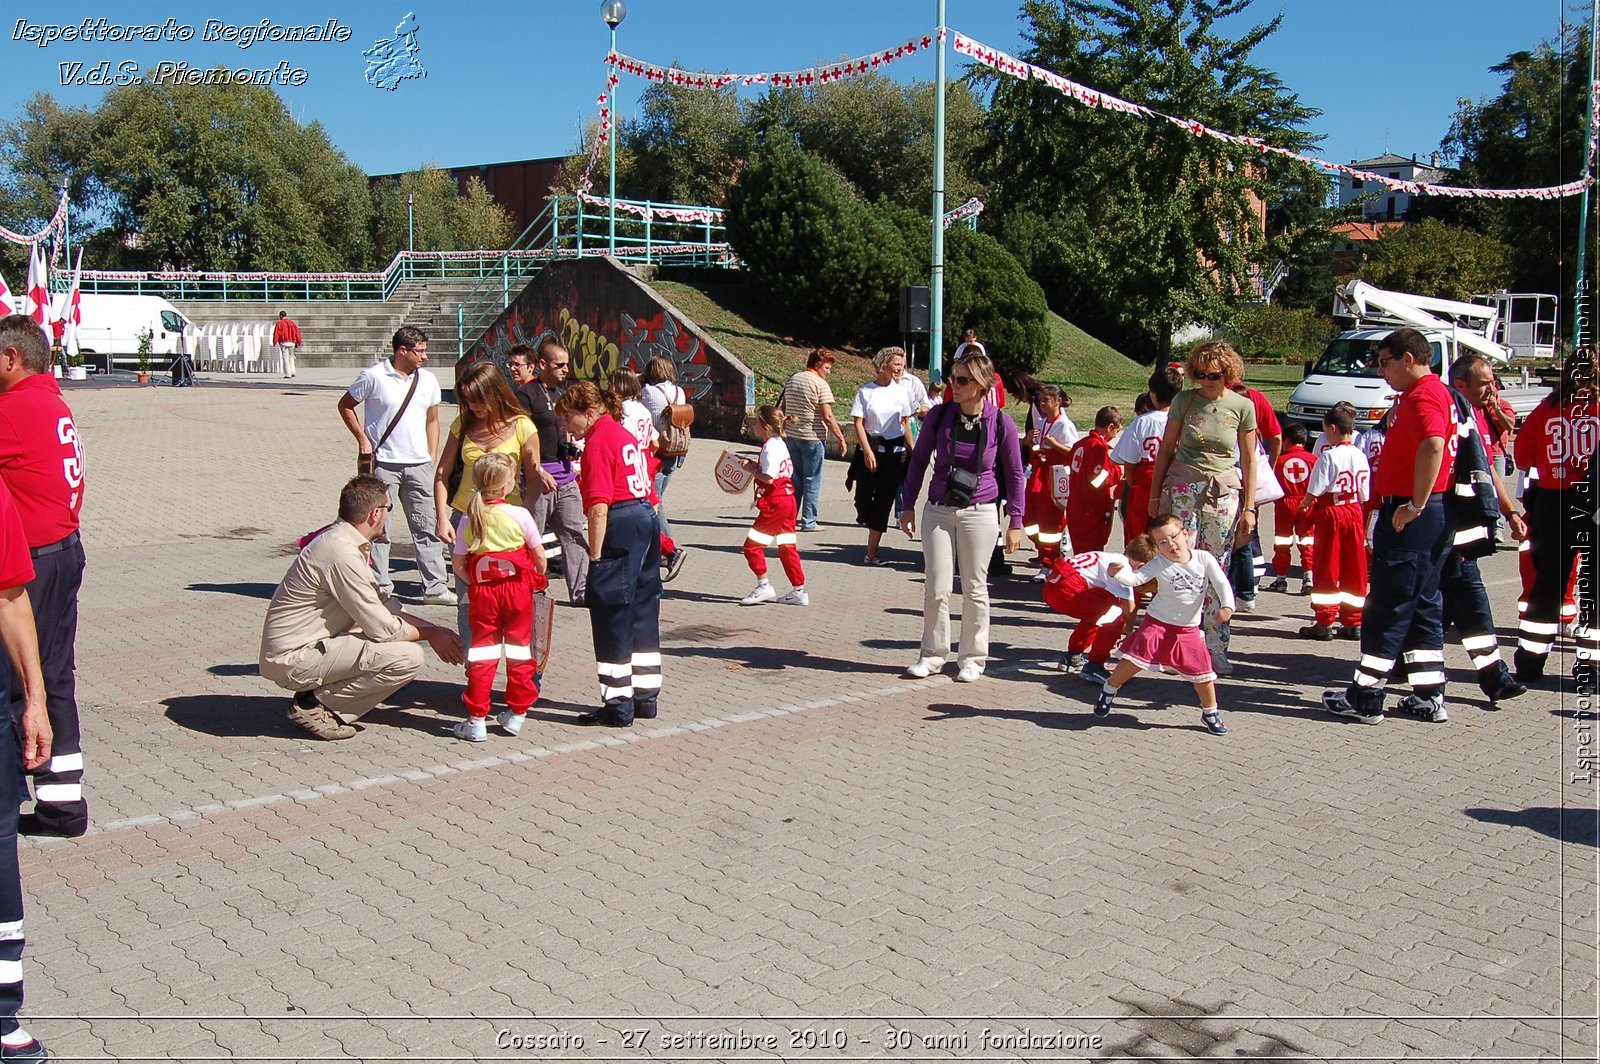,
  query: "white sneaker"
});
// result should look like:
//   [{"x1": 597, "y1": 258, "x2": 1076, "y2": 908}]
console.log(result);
[
  {"x1": 740, "y1": 583, "x2": 777, "y2": 606},
  {"x1": 453, "y1": 717, "x2": 488, "y2": 742},
  {"x1": 955, "y1": 662, "x2": 983, "y2": 683},
  {"x1": 776, "y1": 588, "x2": 809, "y2": 606},
  {"x1": 421, "y1": 589, "x2": 459, "y2": 607},
  {"x1": 495, "y1": 710, "x2": 525, "y2": 736},
  {"x1": 905, "y1": 657, "x2": 944, "y2": 679}
]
